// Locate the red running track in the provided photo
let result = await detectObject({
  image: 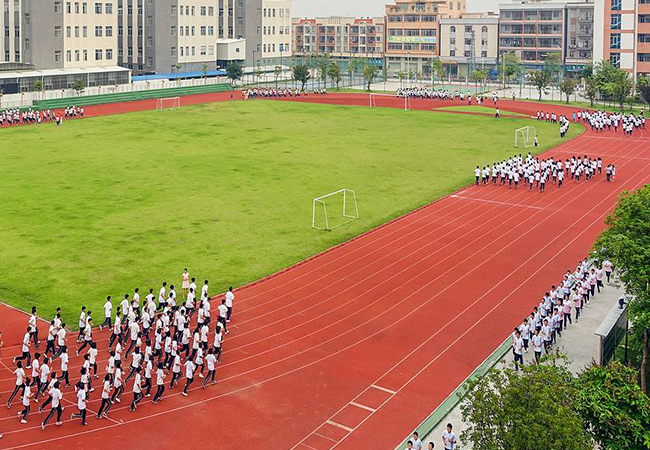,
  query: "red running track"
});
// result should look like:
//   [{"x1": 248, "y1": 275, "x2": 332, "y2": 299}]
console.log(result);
[{"x1": 0, "y1": 93, "x2": 649, "y2": 450}]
